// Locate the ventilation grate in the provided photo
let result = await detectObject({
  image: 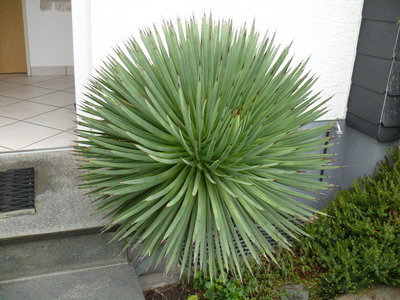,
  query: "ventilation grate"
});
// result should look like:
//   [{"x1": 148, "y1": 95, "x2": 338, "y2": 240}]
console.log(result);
[{"x1": 0, "y1": 168, "x2": 35, "y2": 218}]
